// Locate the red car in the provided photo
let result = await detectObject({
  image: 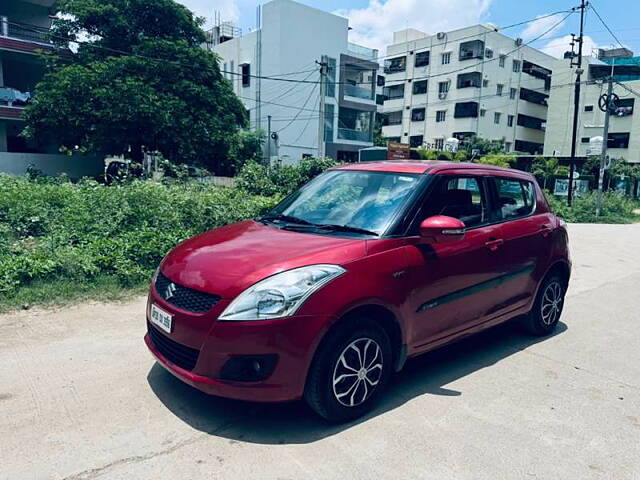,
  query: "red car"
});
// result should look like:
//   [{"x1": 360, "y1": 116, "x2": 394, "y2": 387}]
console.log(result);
[{"x1": 145, "y1": 161, "x2": 570, "y2": 422}]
